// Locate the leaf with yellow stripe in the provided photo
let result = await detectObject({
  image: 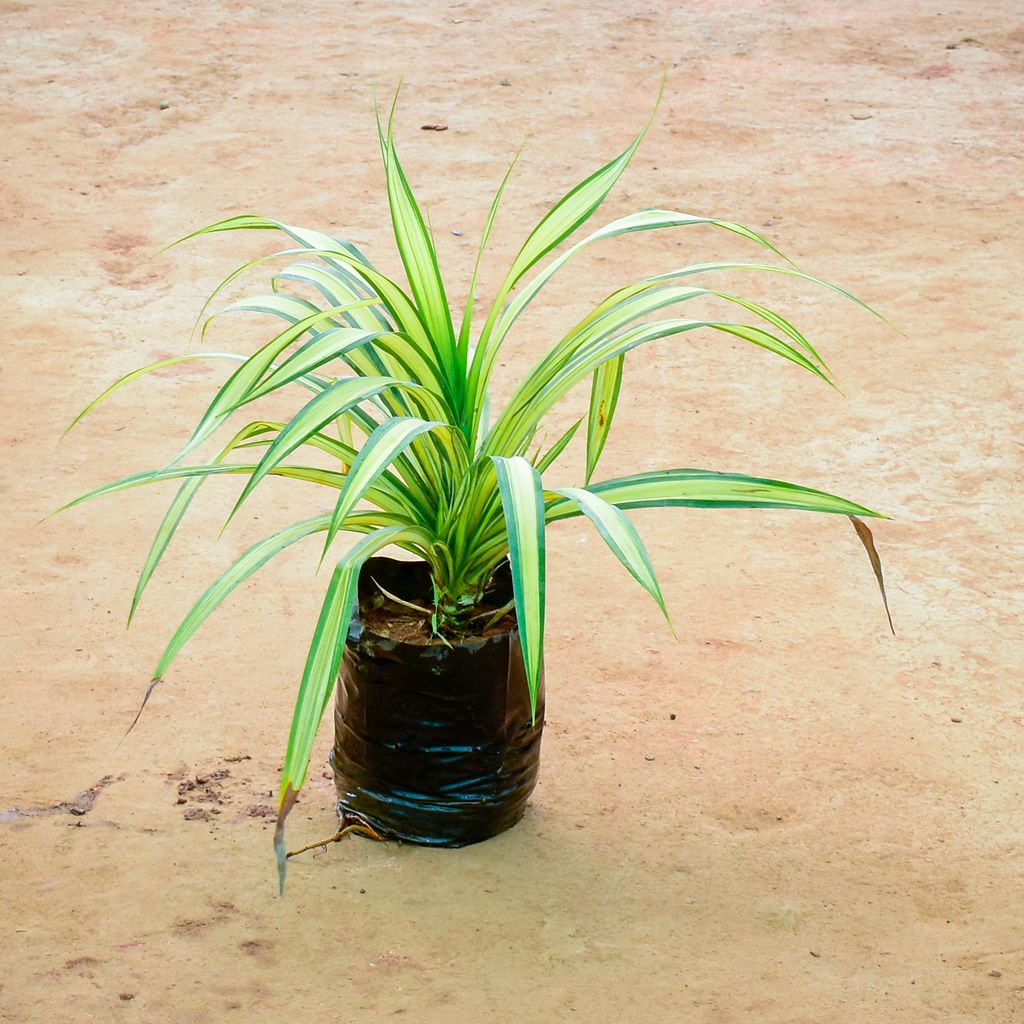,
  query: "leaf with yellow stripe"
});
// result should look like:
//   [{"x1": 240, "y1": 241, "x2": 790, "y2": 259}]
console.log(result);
[
  {"x1": 64, "y1": 353, "x2": 246, "y2": 437},
  {"x1": 321, "y1": 417, "x2": 446, "y2": 560},
  {"x1": 466, "y1": 78, "x2": 665, "y2": 427},
  {"x1": 275, "y1": 524, "x2": 429, "y2": 892},
  {"x1": 551, "y1": 486, "x2": 670, "y2": 626},
  {"x1": 226, "y1": 376, "x2": 417, "y2": 525},
  {"x1": 378, "y1": 109, "x2": 458, "y2": 388},
  {"x1": 491, "y1": 456, "x2": 546, "y2": 717},
  {"x1": 129, "y1": 421, "x2": 280, "y2": 625},
  {"x1": 174, "y1": 302, "x2": 371, "y2": 464}
]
